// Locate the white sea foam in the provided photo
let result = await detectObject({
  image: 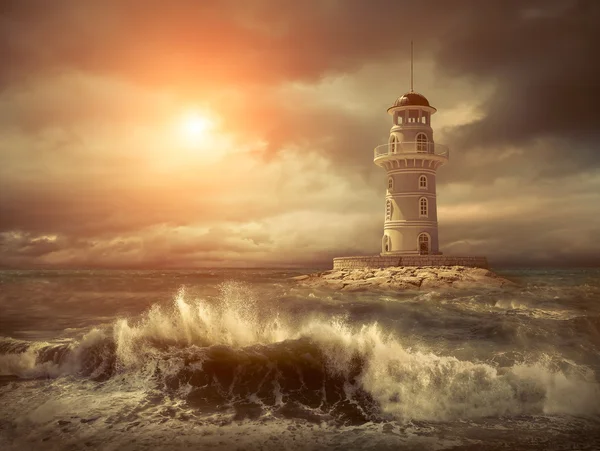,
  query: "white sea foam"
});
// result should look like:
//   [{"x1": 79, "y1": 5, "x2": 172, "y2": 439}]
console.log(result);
[
  {"x1": 2, "y1": 281, "x2": 599, "y2": 422},
  {"x1": 0, "y1": 343, "x2": 40, "y2": 376},
  {"x1": 113, "y1": 284, "x2": 291, "y2": 370},
  {"x1": 0, "y1": 329, "x2": 111, "y2": 378},
  {"x1": 110, "y1": 283, "x2": 600, "y2": 421}
]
